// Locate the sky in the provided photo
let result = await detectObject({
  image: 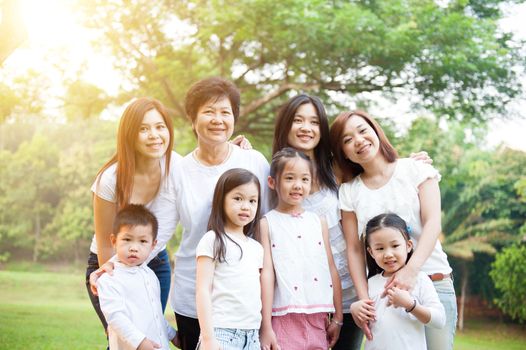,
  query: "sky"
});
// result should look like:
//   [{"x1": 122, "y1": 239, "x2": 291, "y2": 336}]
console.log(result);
[{"x1": 3, "y1": 0, "x2": 526, "y2": 150}]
